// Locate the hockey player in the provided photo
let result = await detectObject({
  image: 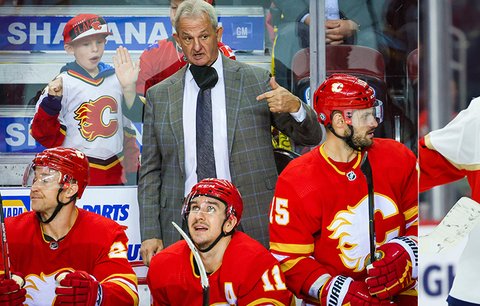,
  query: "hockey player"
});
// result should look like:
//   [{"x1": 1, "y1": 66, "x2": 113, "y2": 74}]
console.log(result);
[
  {"x1": 31, "y1": 14, "x2": 141, "y2": 186},
  {"x1": 269, "y1": 73, "x2": 418, "y2": 305},
  {"x1": 0, "y1": 147, "x2": 139, "y2": 305},
  {"x1": 420, "y1": 96, "x2": 480, "y2": 202},
  {"x1": 419, "y1": 97, "x2": 480, "y2": 306},
  {"x1": 147, "y1": 178, "x2": 293, "y2": 305},
  {"x1": 136, "y1": 0, "x2": 235, "y2": 96}
]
